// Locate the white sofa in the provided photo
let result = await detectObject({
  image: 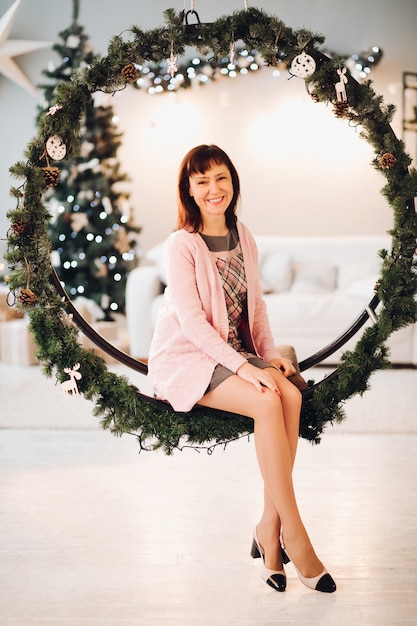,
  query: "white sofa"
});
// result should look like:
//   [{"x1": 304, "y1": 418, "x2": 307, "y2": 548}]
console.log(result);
[{"x1": 125, "y1": 234, "x2": 417, "y2": 367}]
